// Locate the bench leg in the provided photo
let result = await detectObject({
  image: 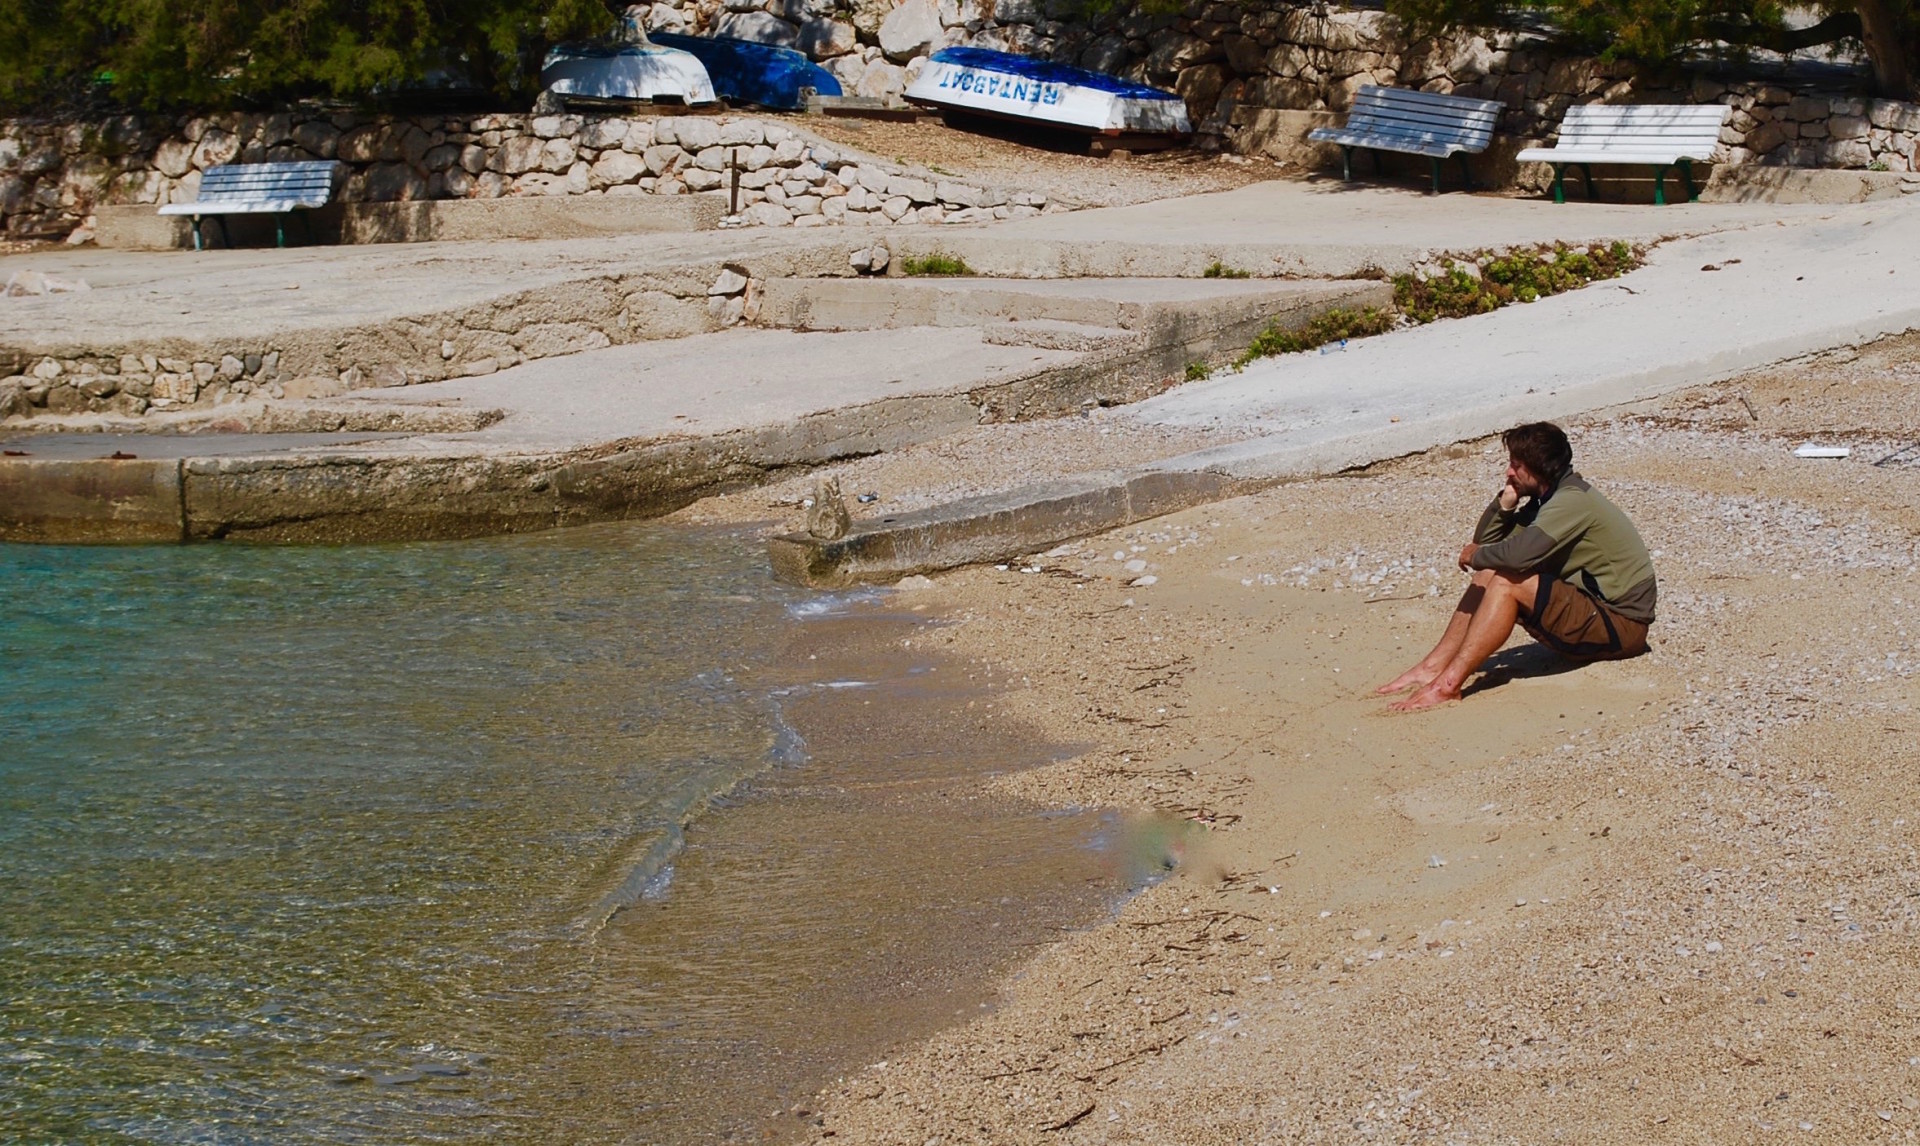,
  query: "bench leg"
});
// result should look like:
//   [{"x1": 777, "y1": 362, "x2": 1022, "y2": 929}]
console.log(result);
[
  {"x1": 215, "y1": 216, "x2": 232, "y2": 249},
  {"x1": 1652, "y1": 163, "x2": 1670, "y2": 206},
  {"x1": 1370, "y1": 148, "x2": 1383, "y2": 175},
  {"x1": 1340, "y1": 145, "x2": 1353, "y2": 182},
  {"x1": 1580, "y1": 163, "x2": 1597, "y2": 200},
  {"x1": 275, "y1": 215, "x2": 286, "y2": 248},
  {"x1": 1429, "y1": 157, "x2": 1442, "y2": 195},
  {"x1": 298, "y1": 211, "x2": 316, "y2": 246},
  {"x1": 1551, "y1": 163, "x2": 1566, "y2": 204},
  {"x1": 1458, "y1": 153, "x2": 1474, "y2": 192},
  {"x1": 1680, "y1": 158, "x2": 1697, "y2": 203},
  {"x1": 190, "y1": 215, "x2": 204, "y2": 252}
]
